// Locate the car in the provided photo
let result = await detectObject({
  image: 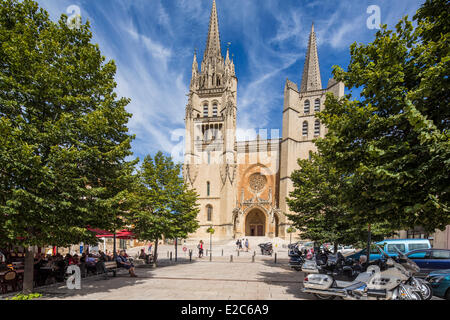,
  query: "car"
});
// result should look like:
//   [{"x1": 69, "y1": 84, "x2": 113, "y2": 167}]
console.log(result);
[
  {"x1": 425, "y1": 269, "x2": 450, "y2": 300},
  {"x1": 406, "y1": 249, "x2": 450, "y2": 277},
  {"x1": 347, "y1": 239, "x2": 432, "y2": 261},
  {"x1": 339, "y1": 245, "x2": 356, "y2": 255}
]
